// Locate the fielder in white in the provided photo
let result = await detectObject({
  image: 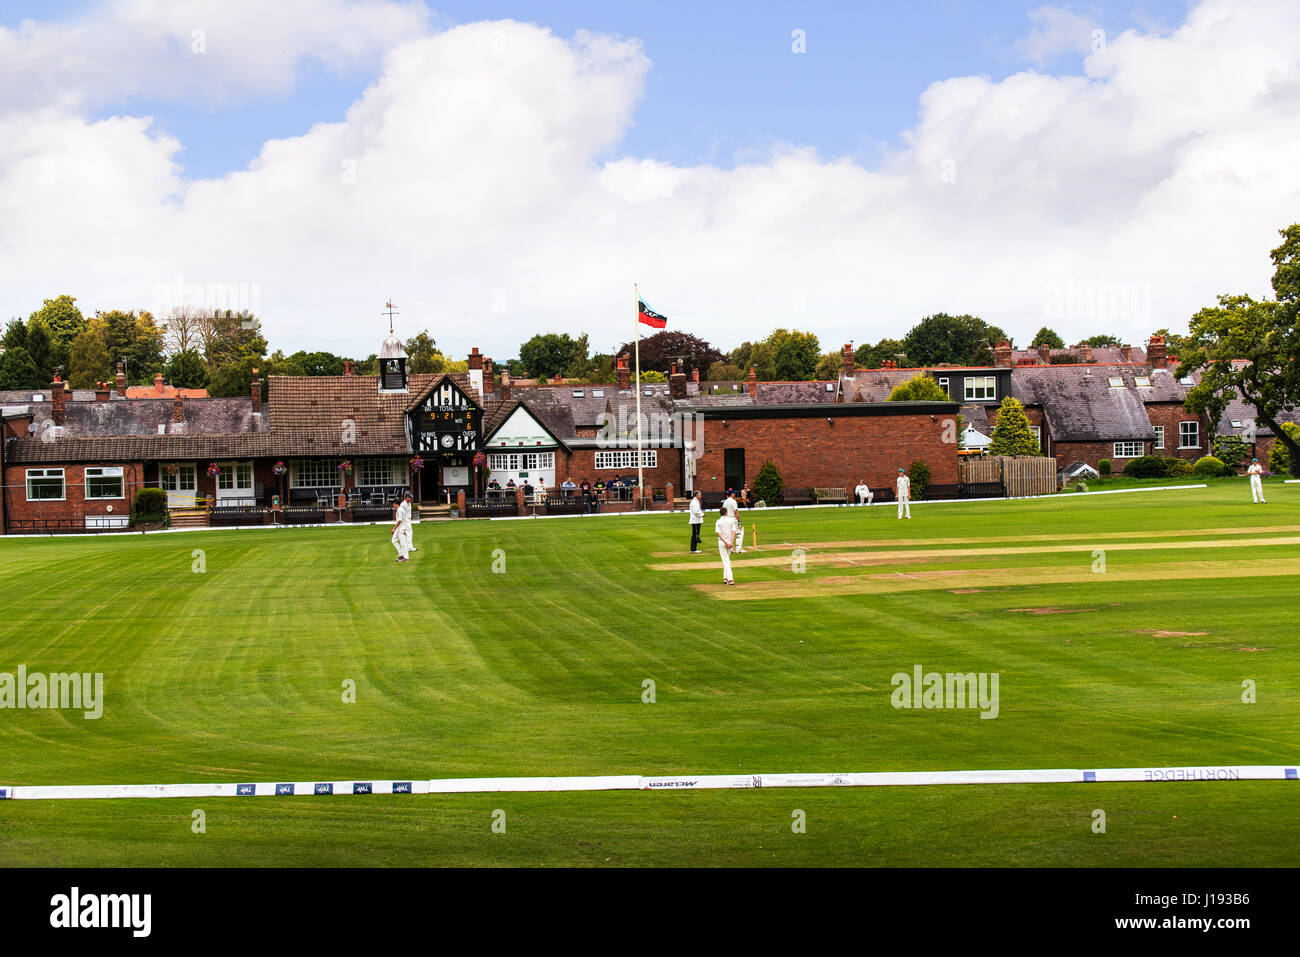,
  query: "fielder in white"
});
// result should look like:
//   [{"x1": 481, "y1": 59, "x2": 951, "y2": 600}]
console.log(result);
[
  {"x1": 896, "y1": 468, "x2": 911, "y2": 519},
  {"x1": 715, "y1": 506, "x2": 737, "y2": 585},
  {"x1": 1248, "y1": 458, "x2": 1267, "y2": 504},
  {"x1": 392, "y1": 491, "x2": 414, "y2": 561},
  {"x1": 854, "y1": 480, "x2": 873, "y2": 505}
]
